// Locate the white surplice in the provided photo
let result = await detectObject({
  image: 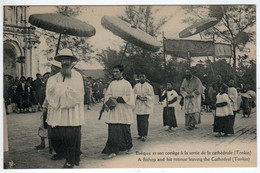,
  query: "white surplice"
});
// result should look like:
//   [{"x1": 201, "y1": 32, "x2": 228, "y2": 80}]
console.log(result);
[
  {"x1": 216, "y1": 93, "x2": 233, "y2": 117},
  {"x1": 161, "y1": 90, "x2": 179, "y2": 108},
  {"x1": 46, "y1": 69, "x2": 85, "y2": 127},
  {"x1": 133, "y1": 82, "x2": 155, "y2": 115},
  {"x1": 104, "y1": 79, "x2": 135, "y2": 124}
]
